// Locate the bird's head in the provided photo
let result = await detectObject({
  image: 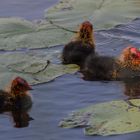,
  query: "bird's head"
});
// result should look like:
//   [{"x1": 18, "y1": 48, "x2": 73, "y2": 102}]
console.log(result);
[
  {"x1": 76, "y1": 21, "x2": 95, "y2": 45},
  {"x1": 119, "y1": 45, "x2": 140, "y2": 69},
  {"x1": 11, "y1": 77, "x2": 32, "y2": 95}
]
